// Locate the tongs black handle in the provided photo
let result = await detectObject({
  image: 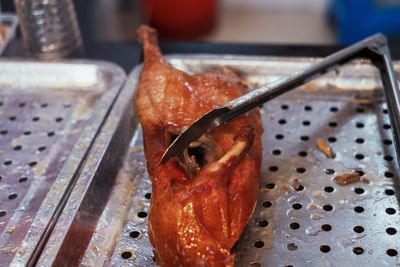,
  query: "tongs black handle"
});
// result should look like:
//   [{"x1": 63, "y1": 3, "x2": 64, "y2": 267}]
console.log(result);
[
  {"x1": 161, "y1": 33, "x2": 400, "y2": 165},
  {"x1": 221, "y1": 33, "x2": 389, "y2": 122}
]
